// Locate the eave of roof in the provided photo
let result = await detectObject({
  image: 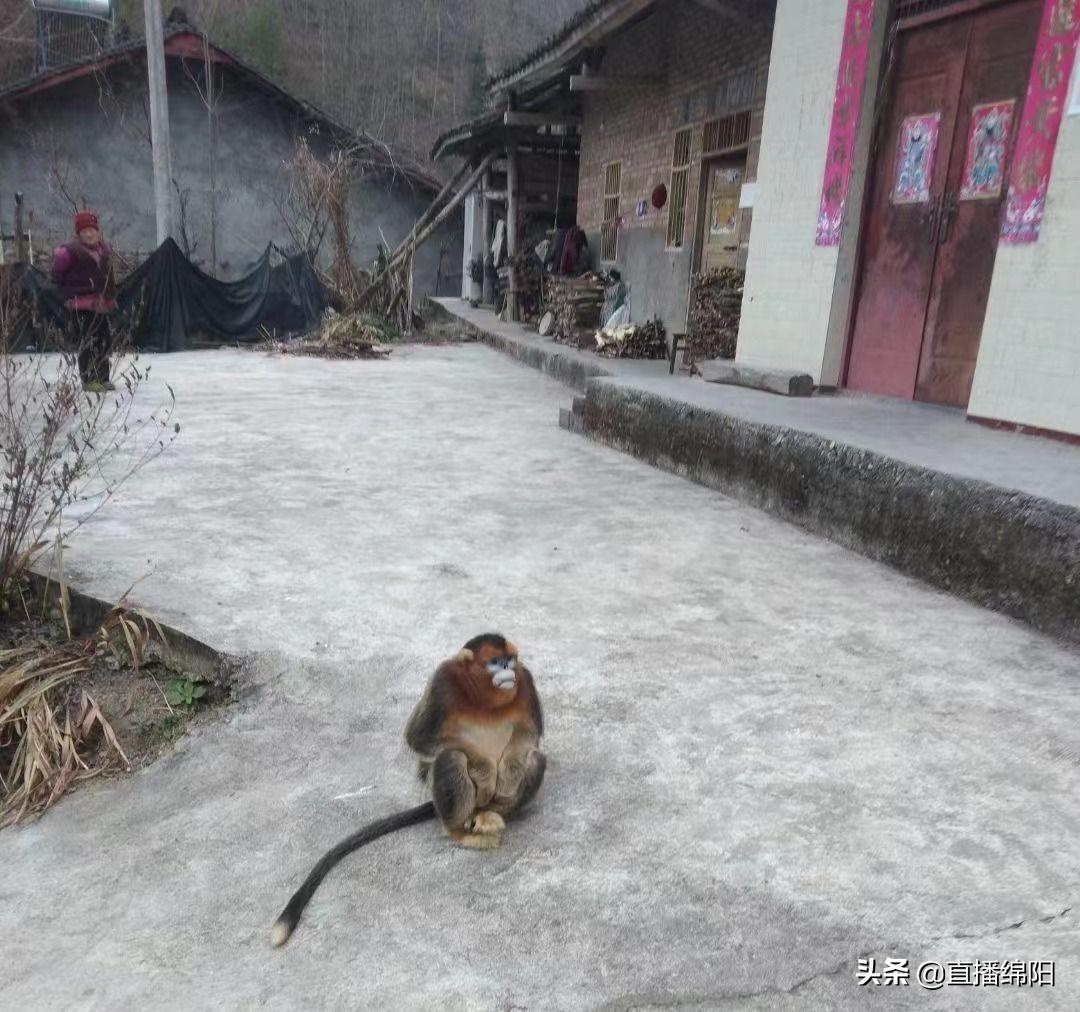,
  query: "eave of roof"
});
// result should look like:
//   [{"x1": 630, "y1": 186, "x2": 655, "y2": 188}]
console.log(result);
[
  {"x1": 486, "y1": 0, "x2": 655, "y2": 94},
  {"x1": 0, "y1": 22, "x2": 440, "y2": 194},
  {"x1": 431, "y1": 51, "x2": 588, "y2": 163},
  {"x1": 430, "y1": 108, "x2": 505, "y2": 163}
]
